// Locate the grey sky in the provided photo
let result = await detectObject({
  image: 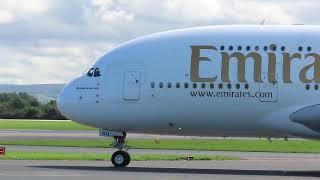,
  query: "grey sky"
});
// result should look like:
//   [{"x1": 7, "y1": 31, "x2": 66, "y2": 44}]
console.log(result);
[{"x1": 1, "y1": 0, "x2": 319, "y2": 84}]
